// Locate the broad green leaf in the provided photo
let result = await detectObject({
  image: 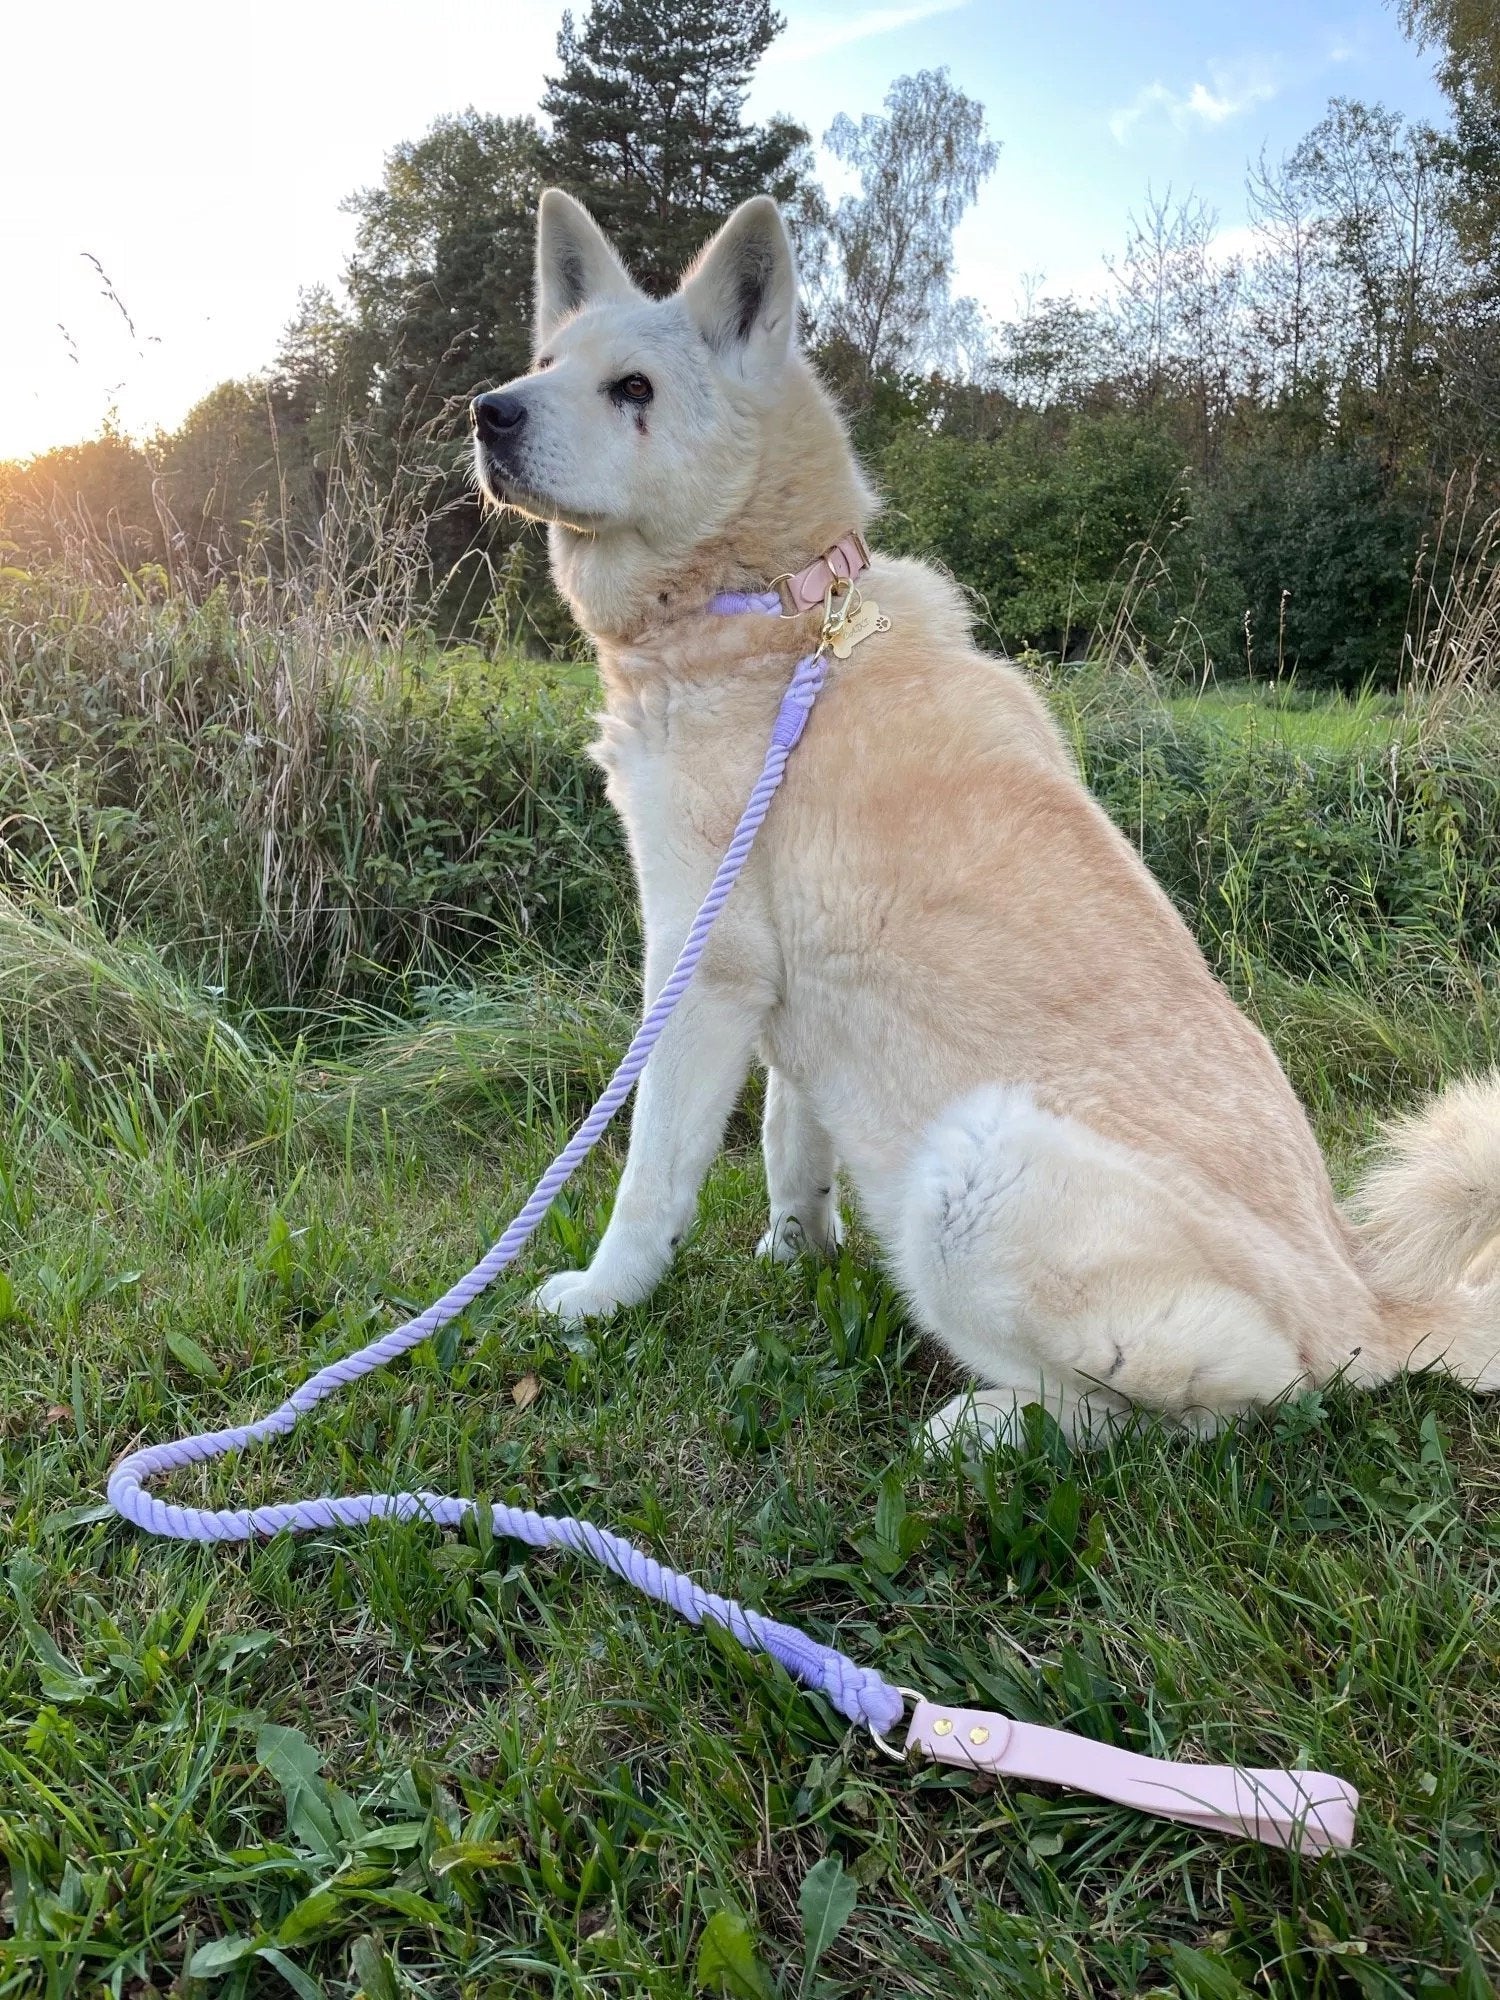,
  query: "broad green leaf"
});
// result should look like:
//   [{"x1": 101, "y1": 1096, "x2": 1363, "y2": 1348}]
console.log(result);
[
  {"x1": 799, "y1": 1855, "x2": 857, "y2": 1981},
  {"x1": 187, "y1": 1934, "x2": 260, "y2": 1975},
  {"x1": 1167, "y1": 1943, "x2": 1257, "y2": 1999},
  {"x1": 873, "y1": 1469, "x2": 905, "y2": 1551},
  {"x1": 257, "y1": 1945, "x2": 327, "y2": 1998},
  {"x1": 348, "y1": 1819, "x2": 428, "y2": 1854},
  {"x1": 693, "y1": 1907, "x2": 777, "y2": 1999},
  {"x1": 211, "y1": 1628, "x2": 278, "y2": 1673},
  {"x1": 350, "y1": 1934, "x2": 401, "y2": 2000},
  {"x1": 430, "y1": 1839, "x2": 522, "y2": 1876},
  {"x1": 276, "y1": 1887, "x2": 343, "y2": 1944},
  {"x1": 165, "y1": 1329, "x2": 224, "y2": 1384},
  {"x1": 343, "y1": 1886, "x2": 448, "y2": 1923},
  {"x1": 7, "y1": 1554, "x2": 96, "y2": 1690},
  {"x1": 258, "y1": 1724, "x2": 342, "y2": 1856},
  {"x1": 41, "y1": 1501, "x2": 115, "y2": 1535}
]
